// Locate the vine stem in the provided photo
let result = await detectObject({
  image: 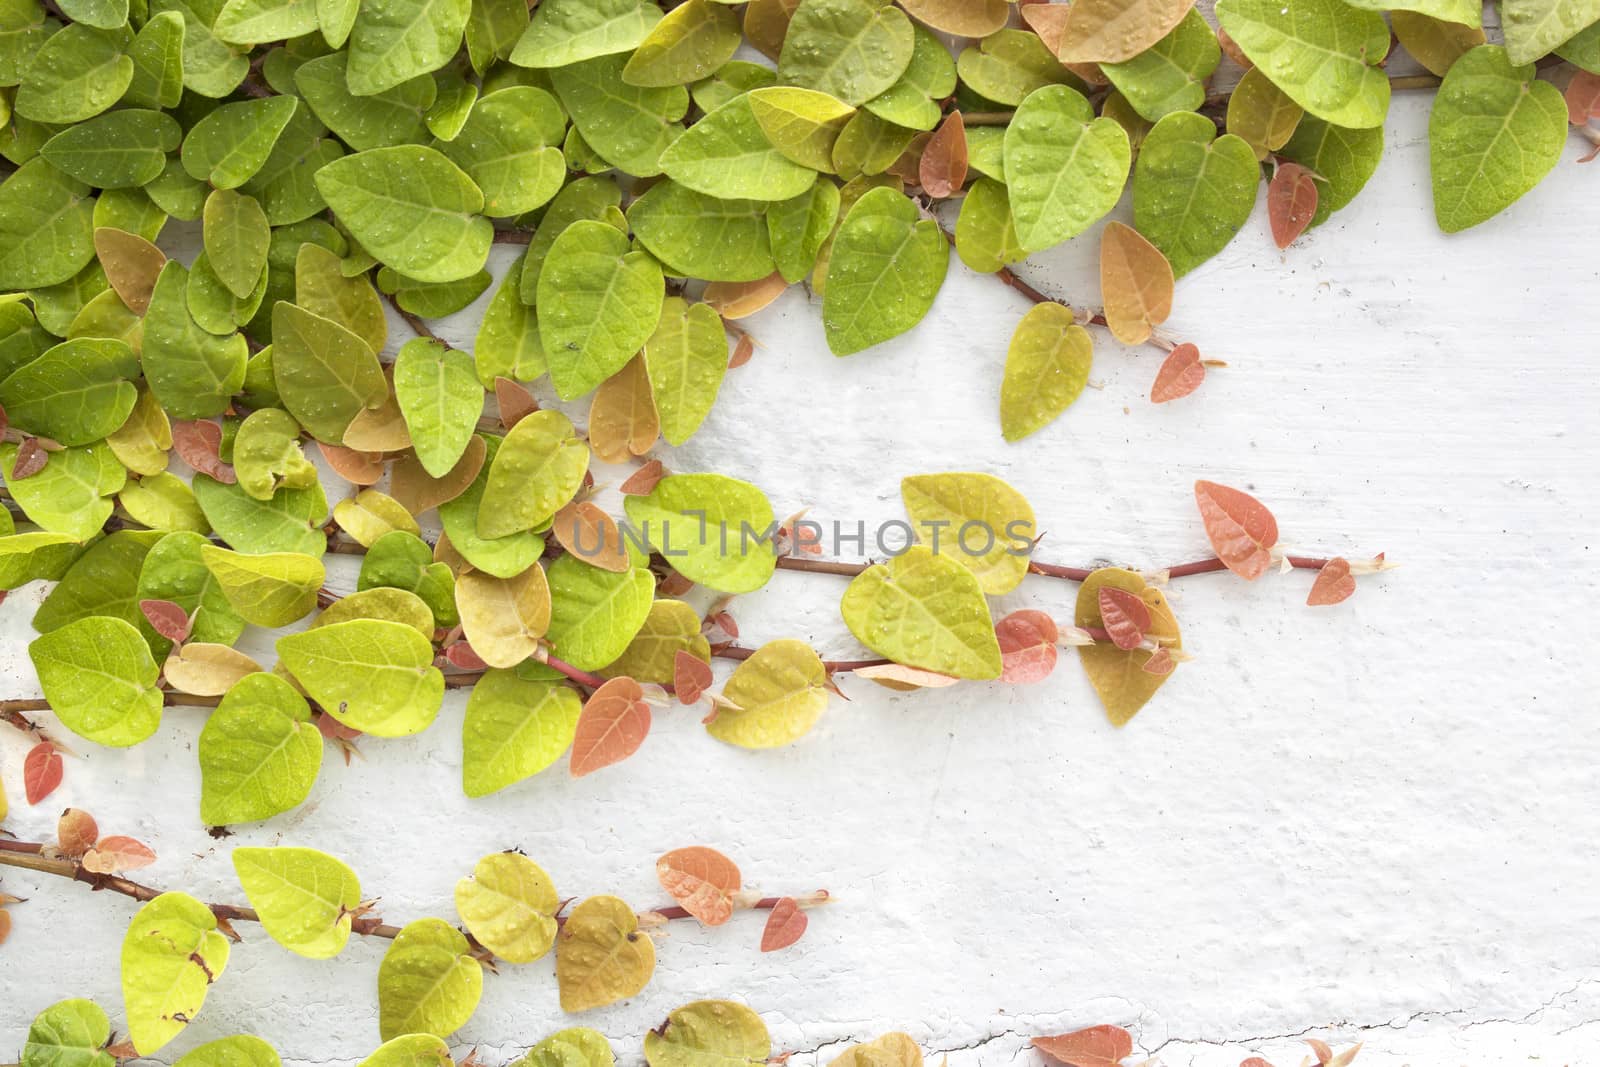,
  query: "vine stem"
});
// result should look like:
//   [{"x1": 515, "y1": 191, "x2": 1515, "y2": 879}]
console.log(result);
[
  {"x1": 775, "y1": 553, "x2": 1341, "y2": 583},
  {"x1": 0, "y1": 842, "x2": 824, "y2": 946}
]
